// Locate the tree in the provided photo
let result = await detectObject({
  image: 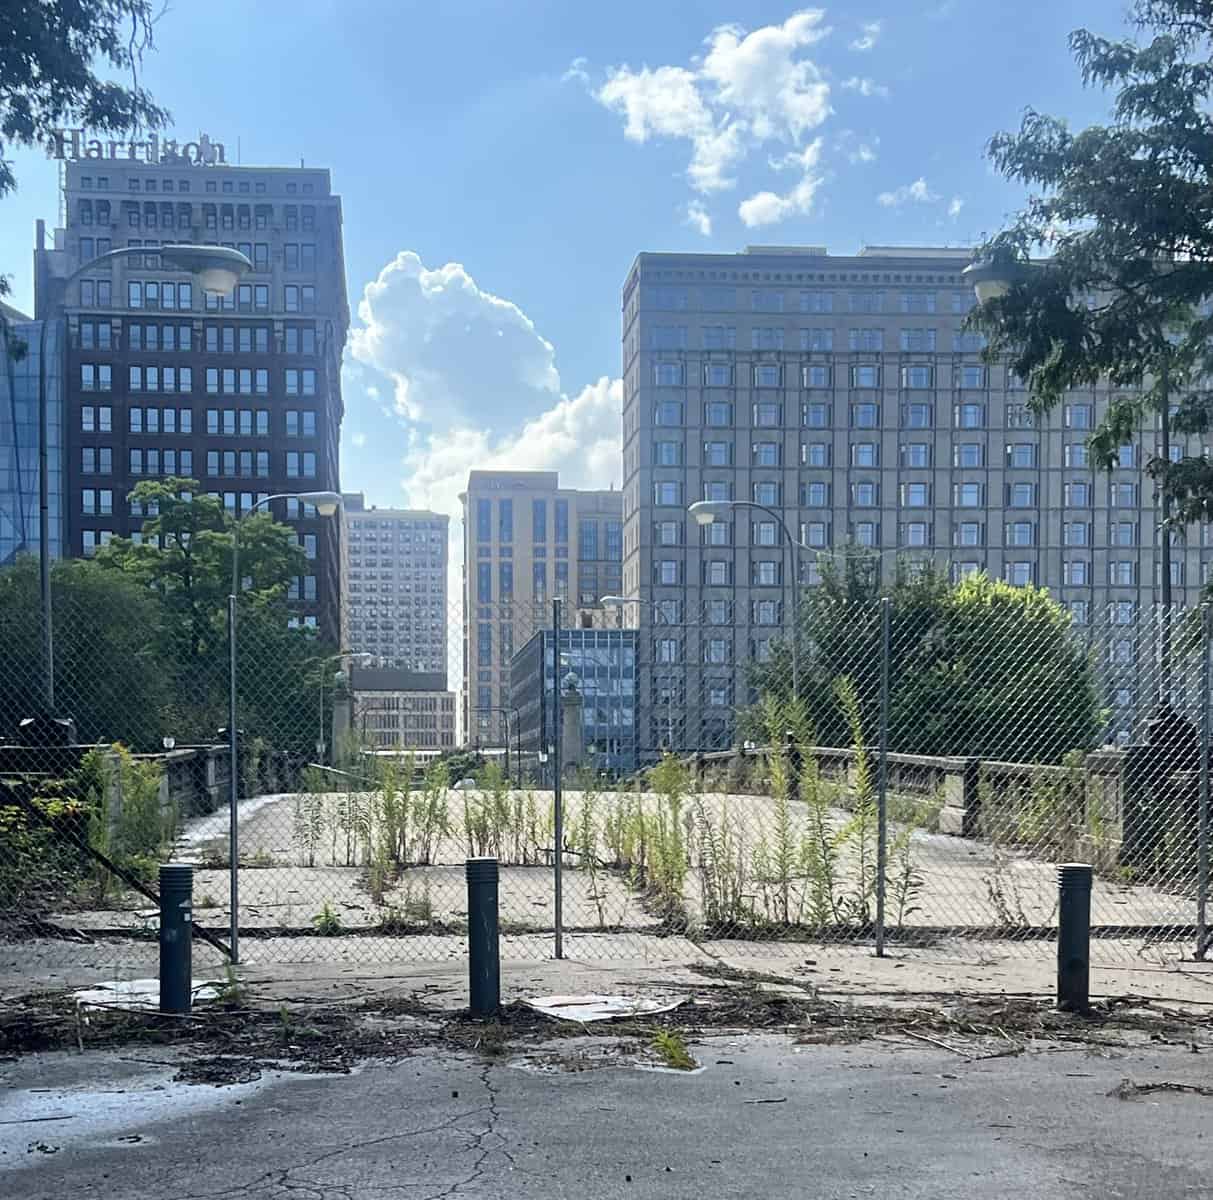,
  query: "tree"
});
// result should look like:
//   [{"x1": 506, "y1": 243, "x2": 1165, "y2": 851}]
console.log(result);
[
  {"x1": 1, "y1": 0, "x2": 167, "y2": 293},
  {"x1": 0, "y1": 555, "x2": 172, "y2": 746},
  {"x1": 746, "y1": 553, "x2": 1101, "y2": 764},
  {"x1": 971, "y1": 0, "x2": 1213, "y2": 527},
  {"x1": 95, "y1": 478, "x2": 327, "y2": 749}
]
